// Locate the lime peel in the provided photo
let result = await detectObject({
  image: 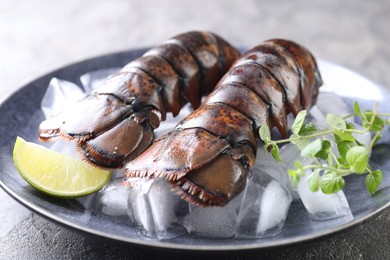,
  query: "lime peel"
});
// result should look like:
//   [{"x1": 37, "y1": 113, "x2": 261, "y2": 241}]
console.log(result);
[{"x1": 13, "y1": 137, "x2": 111, "y2": 198}]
